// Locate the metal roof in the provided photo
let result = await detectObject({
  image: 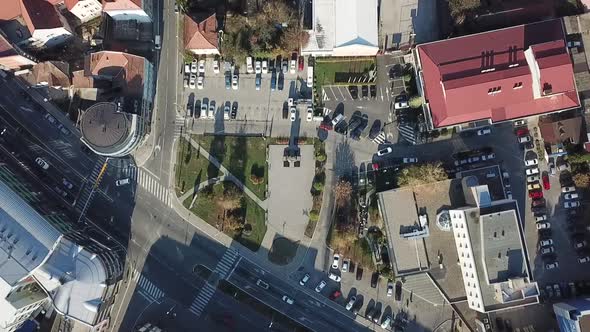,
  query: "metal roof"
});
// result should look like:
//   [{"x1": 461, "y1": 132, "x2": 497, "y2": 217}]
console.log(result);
[{"x1": 0, "y1": 181, "x2": 60, "y2": 287}]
